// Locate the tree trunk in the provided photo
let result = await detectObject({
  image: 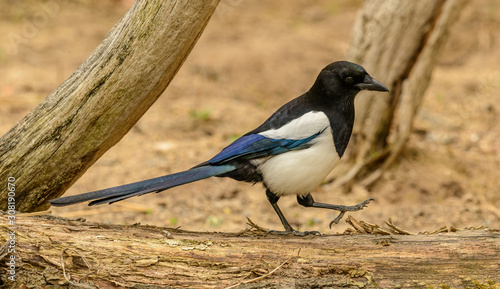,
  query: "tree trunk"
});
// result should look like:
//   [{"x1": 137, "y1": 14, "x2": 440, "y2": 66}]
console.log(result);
[
  {"x1": 1, "y1": 215, "x2": 498, "y2": 288},
  {"x1": 330, "y1": 0, "x2": 468, "y2": 188},
  {"x1": 0, "y1": 0, "x2": 219, "y2": 212}
]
